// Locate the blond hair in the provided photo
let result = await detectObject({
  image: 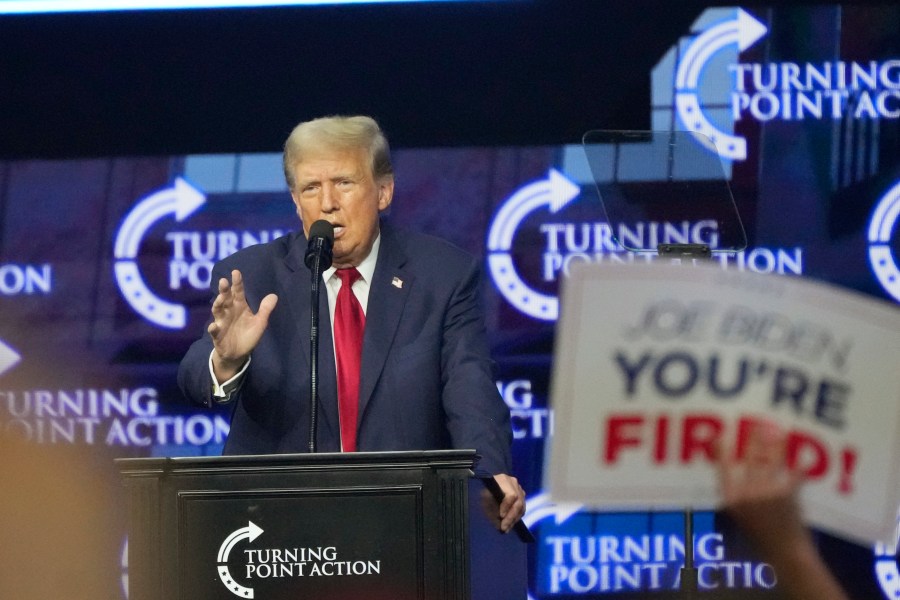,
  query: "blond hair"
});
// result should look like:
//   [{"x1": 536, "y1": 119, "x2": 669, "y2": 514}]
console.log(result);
[{"x1": 282, "y1": 115, "x2": 393, "y2": 190}]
